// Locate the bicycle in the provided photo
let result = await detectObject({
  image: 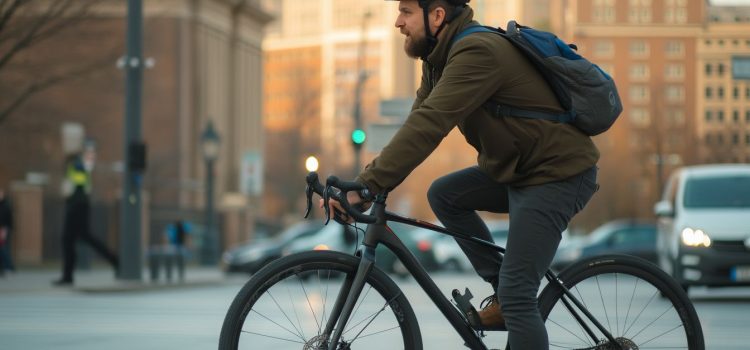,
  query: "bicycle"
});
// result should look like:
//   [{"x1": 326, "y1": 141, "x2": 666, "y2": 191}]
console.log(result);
[{"x1": 219, "y1": 173, "x2": 704, "y2": 350}]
